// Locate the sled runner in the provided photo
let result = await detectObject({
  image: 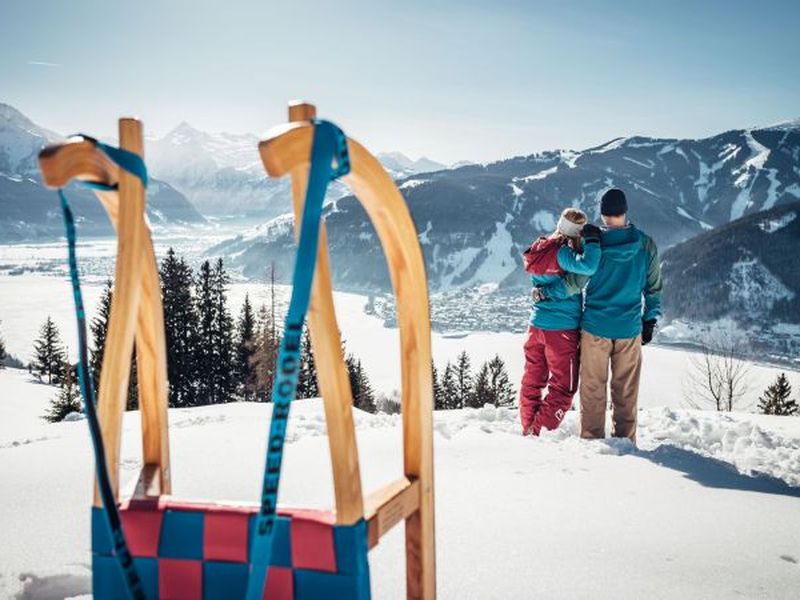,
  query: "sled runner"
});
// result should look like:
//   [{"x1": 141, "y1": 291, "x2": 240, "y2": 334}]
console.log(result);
[{"x1": 38, "y1": 103, "x2": 435, "y2": 600}]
